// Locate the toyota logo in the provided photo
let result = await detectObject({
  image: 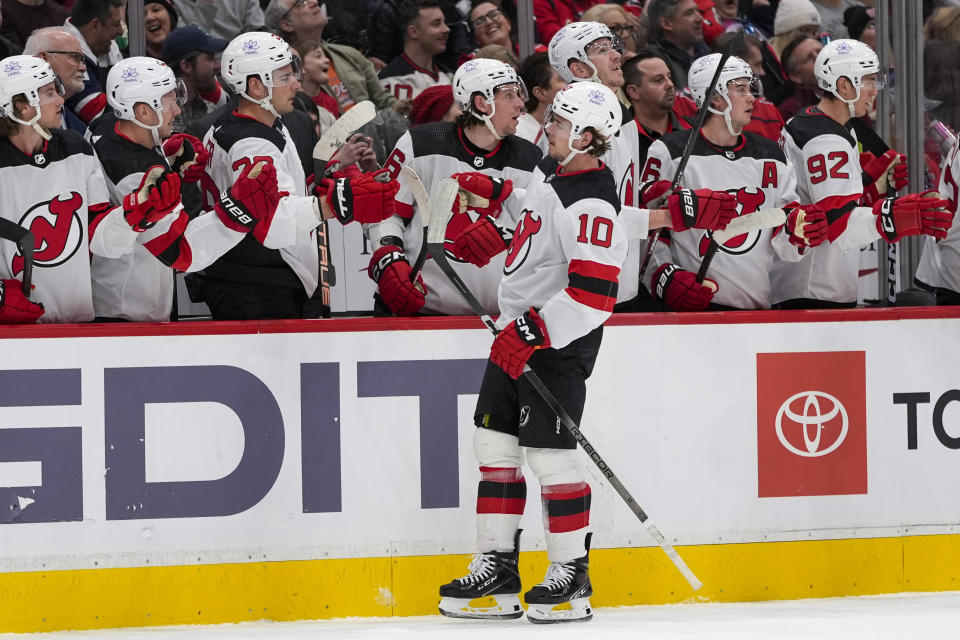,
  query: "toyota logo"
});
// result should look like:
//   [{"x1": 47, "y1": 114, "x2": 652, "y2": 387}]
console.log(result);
[{"x1": 775, "y1": 391, "x2": 848, "y2": 457}]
